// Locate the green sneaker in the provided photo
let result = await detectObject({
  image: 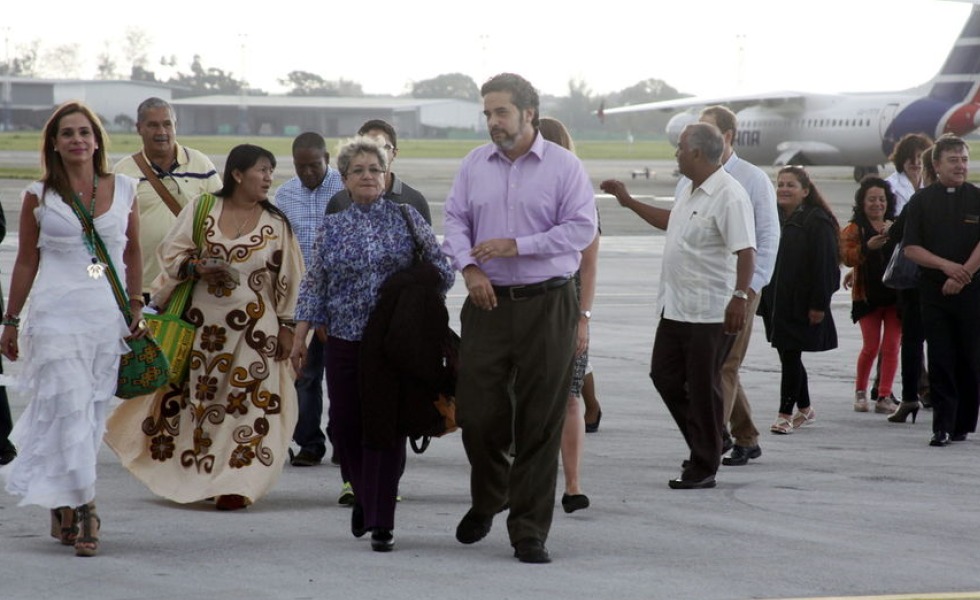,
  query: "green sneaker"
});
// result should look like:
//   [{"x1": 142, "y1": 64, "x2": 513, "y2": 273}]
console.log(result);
[{"x1": 338, "y1": 482, "x2": 355, "y2": 506}]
